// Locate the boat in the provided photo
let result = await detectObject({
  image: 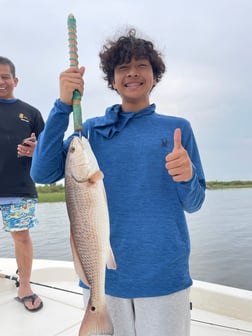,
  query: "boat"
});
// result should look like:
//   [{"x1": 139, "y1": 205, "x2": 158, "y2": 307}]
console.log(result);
[{"x1": 0, "y1": 258, "x2": 252, "y2": 335}]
